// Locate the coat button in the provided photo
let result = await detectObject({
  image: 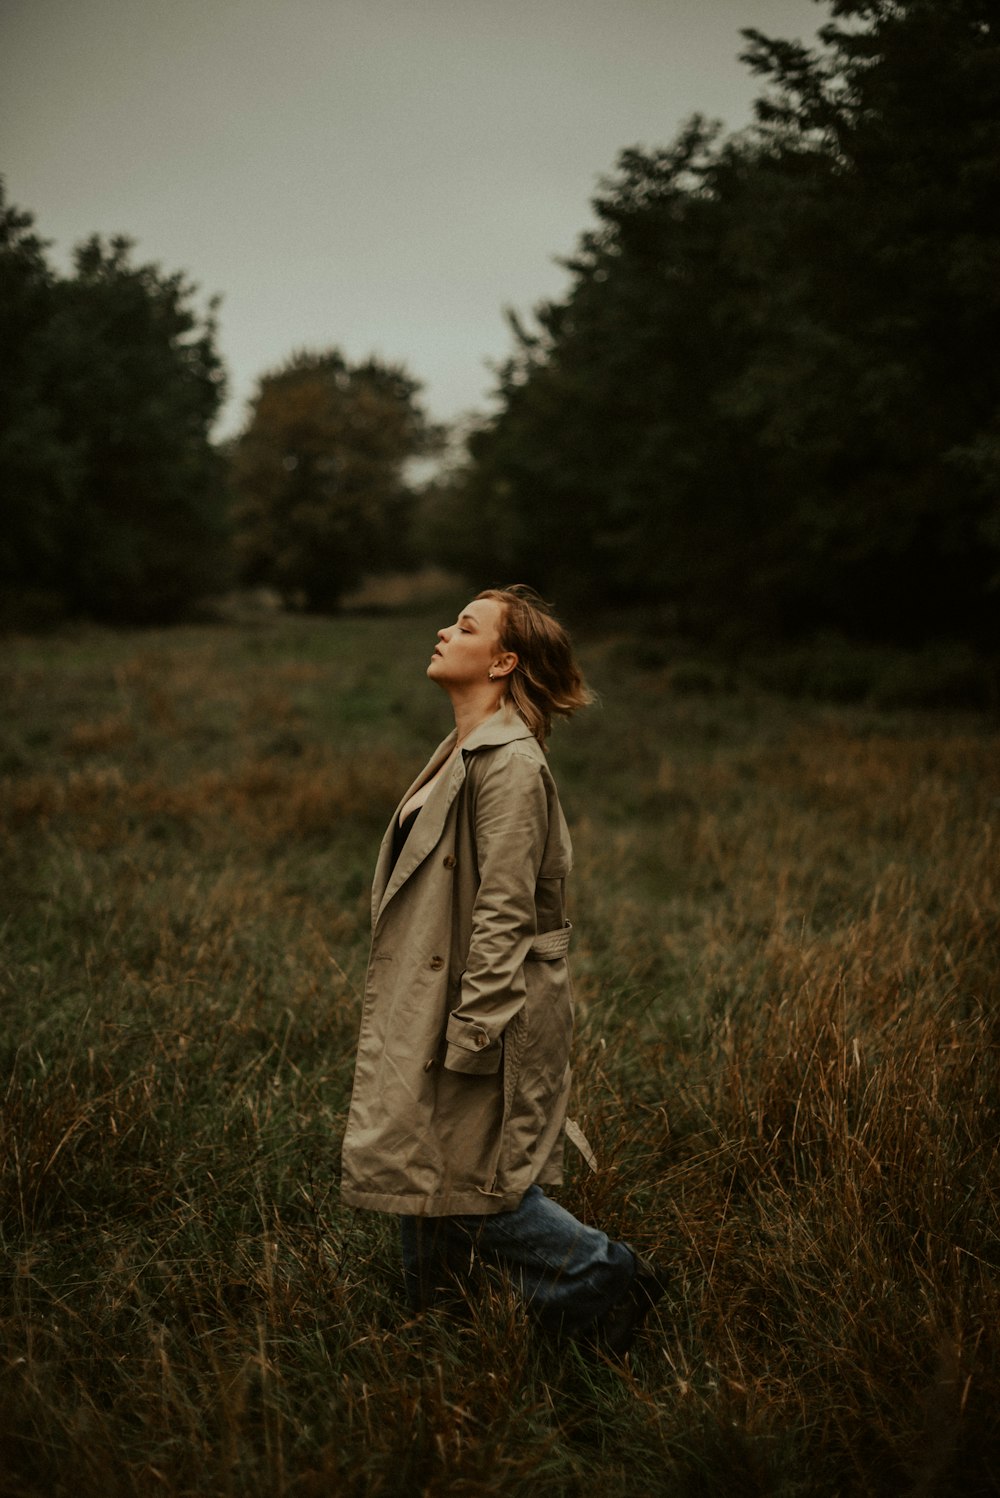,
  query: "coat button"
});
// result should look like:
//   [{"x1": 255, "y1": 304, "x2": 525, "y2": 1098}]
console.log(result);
[
  {"x1": 475, "y1": 1033, "x2": 488, "y2": 1048},
  {"x1": 429, "y1": 955, "x2": 445, "y2": 971},
  {"x1": 443, "y1": 854, "x2": 456, "y2": 869}
]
